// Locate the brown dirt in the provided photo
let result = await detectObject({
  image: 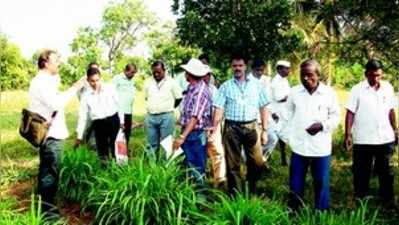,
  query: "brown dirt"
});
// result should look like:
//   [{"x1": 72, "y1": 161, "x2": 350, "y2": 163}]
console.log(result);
[
  {"x1": 60, "y1": 202, "x2": 95, "y2": 225},
  {"x1": 4, "y1": 178, "x2": 94, "y2": 225}
]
